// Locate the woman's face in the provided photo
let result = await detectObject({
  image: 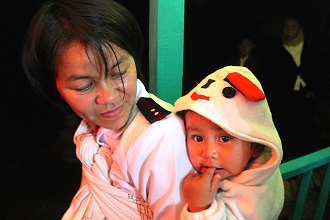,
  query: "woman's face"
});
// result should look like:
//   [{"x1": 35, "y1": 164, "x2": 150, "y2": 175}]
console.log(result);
[
  {"x1": 282, "y1": 18, "x2": 301, "y2": 42},
  {"x1": 56, "y1": 41, "x2": 137, "y2": 130},
  {"x1": 185, "y1": 111, "x2": 256, "y2": 180},
  {"x1": 239, "y1": 39, "x2": 255, "y2": 57}
]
